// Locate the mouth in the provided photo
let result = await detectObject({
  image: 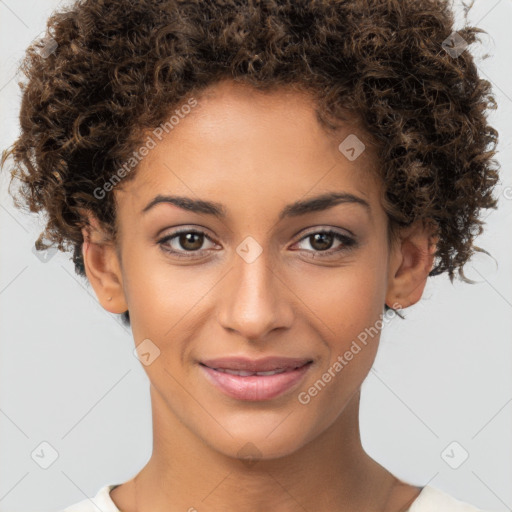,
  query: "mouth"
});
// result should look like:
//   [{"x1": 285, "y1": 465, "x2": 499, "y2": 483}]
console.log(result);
[{"x1": 199, "y1": 357, "x2": 313, "y2": 401}]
